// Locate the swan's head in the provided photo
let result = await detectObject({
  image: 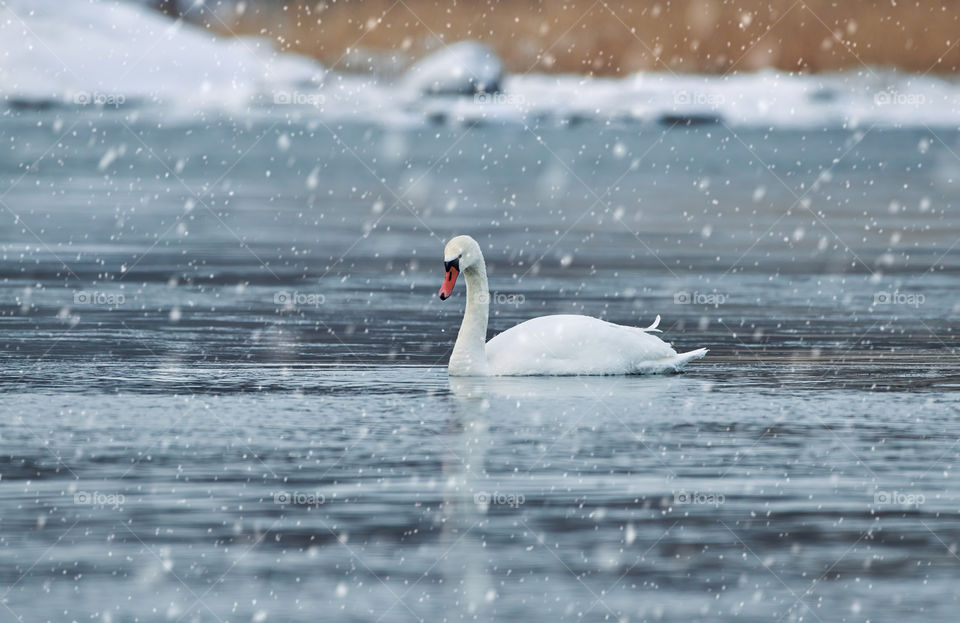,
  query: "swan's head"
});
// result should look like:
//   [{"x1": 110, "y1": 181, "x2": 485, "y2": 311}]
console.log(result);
[{"x1": 438, "y1": 235, "x2": 482, "y2": 300}]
